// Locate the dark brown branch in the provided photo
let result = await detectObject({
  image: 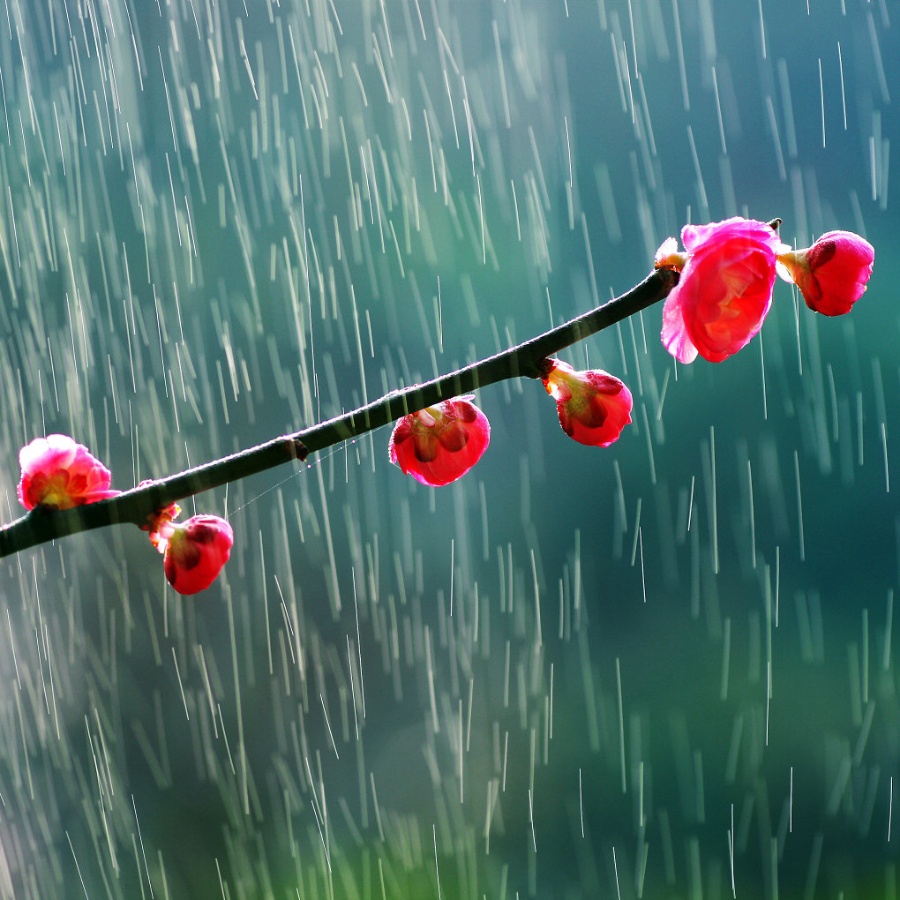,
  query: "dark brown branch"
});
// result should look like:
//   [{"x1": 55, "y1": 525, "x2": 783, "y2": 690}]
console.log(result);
[{"x1": 0, "y1": 267, "x2": 677, "y2": 558}]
